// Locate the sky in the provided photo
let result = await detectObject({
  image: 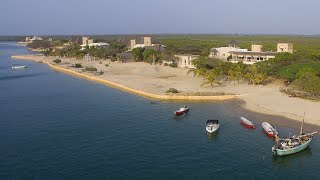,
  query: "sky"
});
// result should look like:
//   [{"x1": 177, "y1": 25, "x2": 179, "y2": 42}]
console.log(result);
[{"x1": 0, "y1": 0, "x2": 319, "y2": 35}]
